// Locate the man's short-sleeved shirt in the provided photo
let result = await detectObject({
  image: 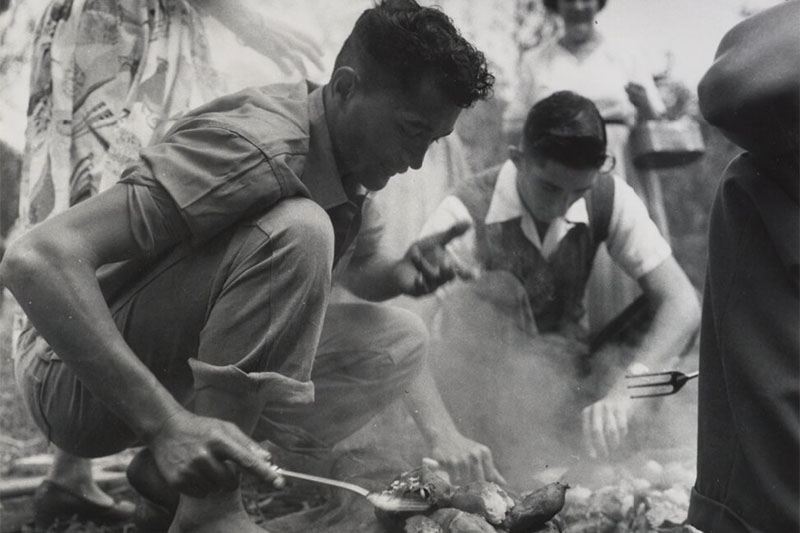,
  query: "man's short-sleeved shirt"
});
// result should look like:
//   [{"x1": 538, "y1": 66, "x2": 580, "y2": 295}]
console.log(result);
[{"x1": 116, "y1": 81, "x2": 355, "y2": 264}]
